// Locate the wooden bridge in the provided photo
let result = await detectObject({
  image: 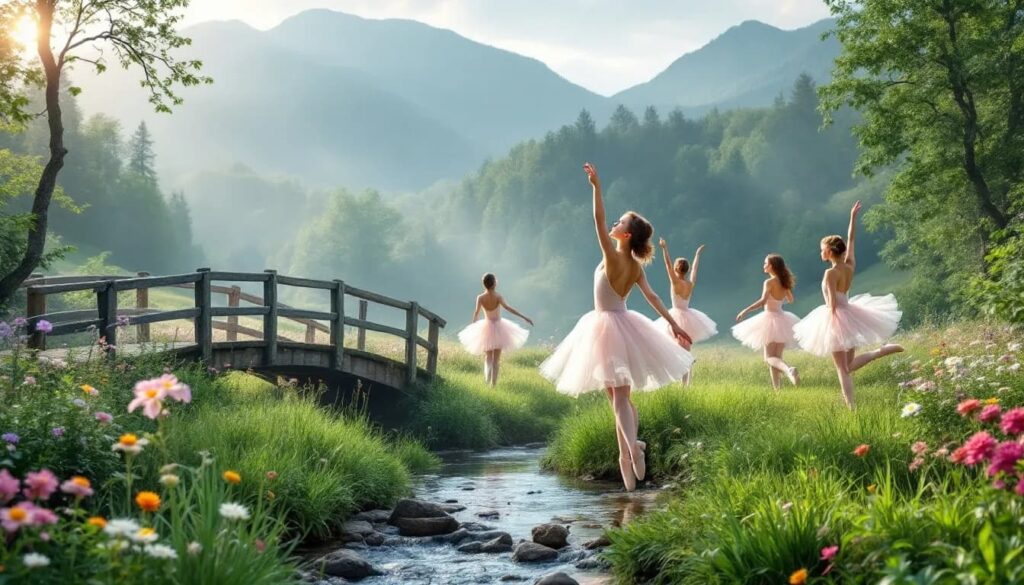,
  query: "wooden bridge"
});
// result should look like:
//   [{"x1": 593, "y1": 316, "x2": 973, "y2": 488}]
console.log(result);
[{"x1": 19, "y1": 270, "x2": 446, "y2": 397}]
